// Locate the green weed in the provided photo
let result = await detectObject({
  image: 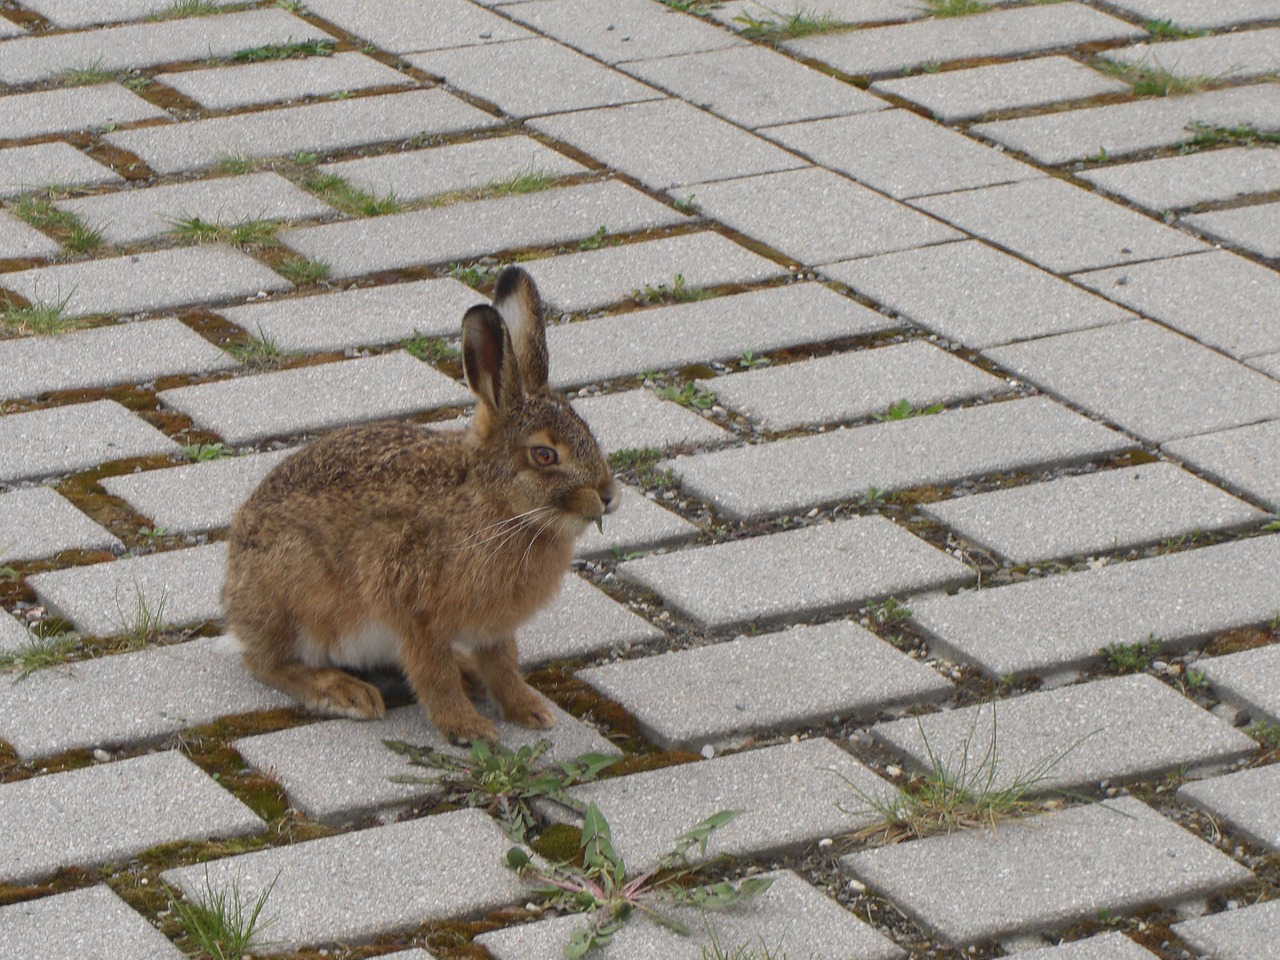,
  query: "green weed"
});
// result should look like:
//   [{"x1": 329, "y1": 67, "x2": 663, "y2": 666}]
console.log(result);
[
  {"x1": 633, "y1": 274, "x2": 713, "y2": 306},
  {"x1": 1178, "y1": 122, "x2": 1280, "y2": 152},
  {"x1": 302, "y1": 172, "x2": 405, "y2": 216},
  {"x1": 857, "y1": 485, "x2": 889, "y2": 507},
  {"x1": 1, "y1": 293, "x2": 80, "y2": 336},
  {"x1": 659, "y1": 0, "x2": 722, "y2": 14},
  {"x1": 578, "y1": 225, "x2": 608, "y2": 251},
  {"x1": 448, "y1": 261, "x2": 501, "y2": 288},
  {"x1": 401, "y1": 331, "x2": 460, "y2": 364},
  {"x1": 226, "y1": 326, "x2": 289, "y2": 368},
  {"x1": 738, "y1": 350, "x2": 769, "y2": 369},
  {"x1": 1100, "y1": 636, "x2": 1162, "y2": 675},
  {"x1": 57, "y1": 58, "x2": 120, "y2": 86},
  {"x1": 13, "y1": 194, "x2": 103, "y2": 252},
  {"x1": 609, "y1": 447, "x2": 680, "y2": 492},
  {"x1": 0, "y1": 627, "x2": 78, "y2": 681},
  {"x1": 182, "y1": 442, "x2": 233, "y2": 462},
  {"x1": 229, "y1": 39, "x2": 335, "y2": 62},
  {"x1": 114, "y1": 586, "x2": 170, "y2": 647},
  {"x1": 657, "y1": 382, "x2": 717, "y2": 410},
  {"x1": 1099, "y1": 58, "x2": 1214, "y2": 96},
  {"x1": 871, "y1": 398, "x2": 944, "y2": 422},
  {"x1": 167, "y1": 215, "x2": 280, "y2": 247},
  {"x1": 922, "y1": 0, "x2": 986, "y2": 16},
  {"x1": 732, "y1": 7, "x2": 844, "y2": 40},
  {"x1": 866, "y1": 596, "x2": 912, "y2": 628},
  {"x1": 430, "y1": 168, "x2": 561, "y2": 207},
  {"x1": 276, "y1": 256, "x2": 330, "y2": 285},
  {"x1": 215, "y1": 155, "x2": 257, "y2": 175},
  {"x1": 149, "y1": 0, "x2": 223, "y2": 19},
  {"x1": 673, "y1": 194, "x2": 702, "y2": 215},
  {"x1": 1248, "y1": 719, "x2": 1280, "y2": 750},
  {"x1": 1141, "y1": 17, "x2": 1209, "y2": 39},
  {"x1": 167, "y1": 869, "x2": 279, "y2": 960}
]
